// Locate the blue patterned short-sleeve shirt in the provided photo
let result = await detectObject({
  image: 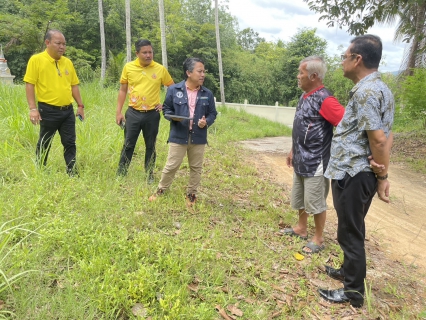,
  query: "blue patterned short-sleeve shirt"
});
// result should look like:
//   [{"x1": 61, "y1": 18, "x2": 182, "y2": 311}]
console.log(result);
[{"x1": 325, "y1": 72, "x2": 395, "y2": 180}]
